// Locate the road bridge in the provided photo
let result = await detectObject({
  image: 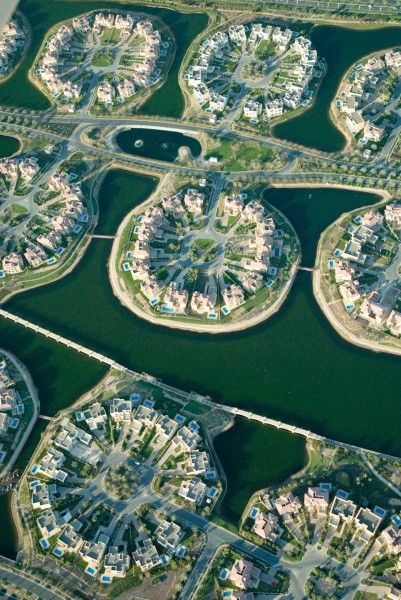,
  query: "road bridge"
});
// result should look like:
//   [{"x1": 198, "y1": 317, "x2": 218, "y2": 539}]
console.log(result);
[
  {"x1": 1, "y1": 307, "x2": 400, "y2": 463},
  {"x1": 88, "y1": 234, "x2": 115, "y2": 239},
  {"x1": 298, "y1": 265, "x2": 317, "y2": 272},
  {"x1": 0, "y1": 308, "x2": 129, "y2": 372}
]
